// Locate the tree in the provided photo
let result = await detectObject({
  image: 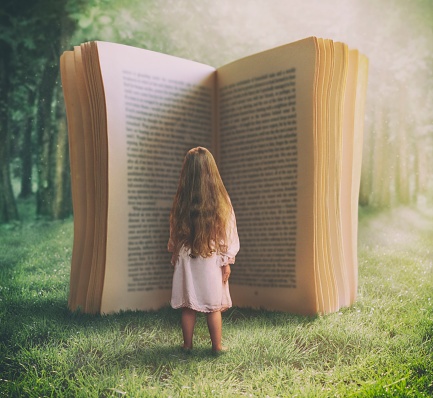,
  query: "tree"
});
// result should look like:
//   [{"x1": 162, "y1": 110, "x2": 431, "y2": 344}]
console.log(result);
[
  {"x1": 52, "y1": 85, "x2": 72, "y2": 219},
  {"x1": 0, "y1": 5, "x2": 22, "y2": 222},
  {"x1": 18, "y1": 78, "x2": 37, "y2": 199},
  {"x1": 1, "y1": 0, "x2": 87, "y2": 221},
  {"x1": 34, "y1": 1, "x2": 83, "y2": 218}
]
